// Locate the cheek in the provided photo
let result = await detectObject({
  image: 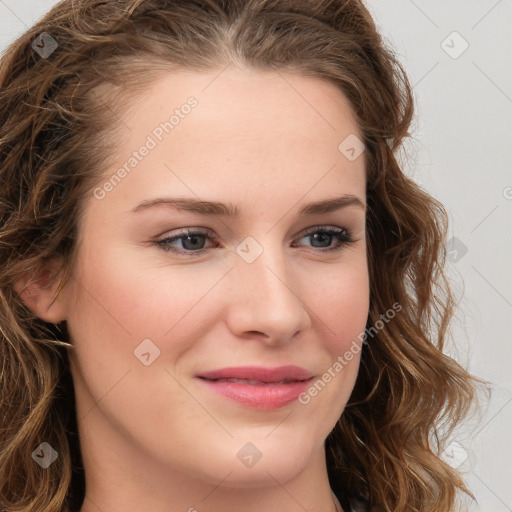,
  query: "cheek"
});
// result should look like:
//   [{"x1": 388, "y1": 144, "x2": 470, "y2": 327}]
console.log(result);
[
  {"x1": 67, "y1": 243, "x2": 220, "y2": 340},
  {"x1": 294, "y1": 267, "x2": 369, "y2": 445},
  {"x1": 310, "y1": 258, "x2": 370, "y2": 355},
  {"x1": 64, "y1": 244, "x2": 232, "y2": 407}
]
